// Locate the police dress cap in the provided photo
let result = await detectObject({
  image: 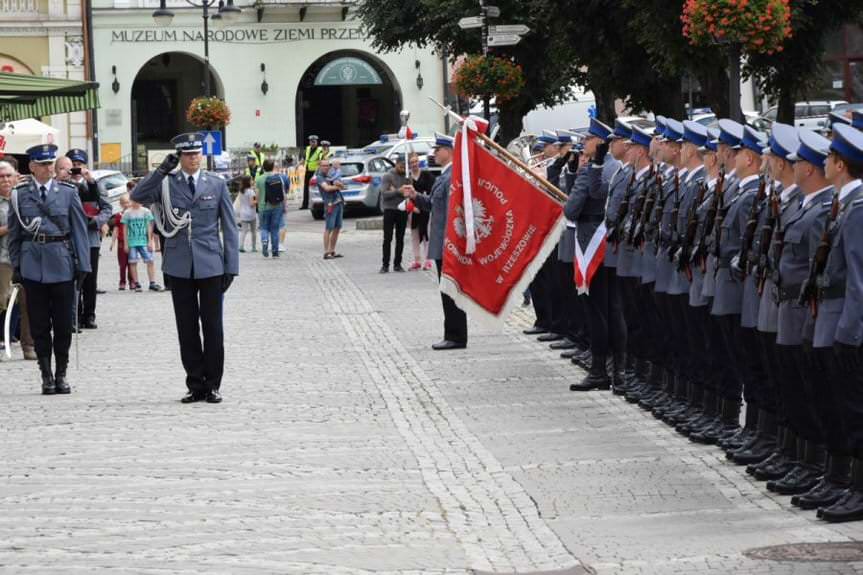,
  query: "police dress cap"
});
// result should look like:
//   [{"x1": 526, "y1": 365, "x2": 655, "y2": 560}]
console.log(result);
[
  {"x1": 587, "y1": 118, "x2": 613, "y2": 141},
  {"x1": 664, "y1": 119, "x2": 685, "y2": 143},
  {"x1": 66, "y1": 148, "x2": 88, "y2": 164},
  {"x1": 764, "y1": 122, "x2": 798, "y2": 161},
  {"x1": 717, "y1": 119, "x2": 744, "y2": 148},
  {"x1": 830, "y1": 111, "x2": 852, "y2": 129},
  {"x1": 531, "y1": 141, "x2": 545, "y2": 153},
  {"x1": 321, "y1": 140, "x2": 331, "y2": 146},
  {"x1": 830, "y1": 123, "x2": 863, "y2": 165},
  {"x1": 556, "y1": 129, "x2": 575, "y2": 144},
  {"x1": 740, "y1": 125, "x2": 767, "y2": 155},
  {"x1": 788, "y1": 128, "x2": 830, "y2": 169},
  {"x1": 27, "y1": 144, "x2": 58, "y2": 163},
  {"x1": 628, "y1": 124, "x2": 653, "y2": 148},
  {"x1": 704, "y1": 127, "x2": 720, "y2": 153},
  {"x1": 852, "y1": 110, "x2": 863, "y2": 131},
  {"x1": 433, "y1": 132, "x2": 454, "y2": 149},
  {"x1": 611, "y1": 119, "x2": 632, "y2": 140},
  {"x1": 308, "y1": 134, "x2": 319, "y2": 141},
  {"x1": 682, "y1": 120, "x2": 708, "y2": 148},
  {"x1": 537, "y1": 130, "x2": 558, "y2": 145},
  {"x1": 654, "y1": 115, "x2": 667, "y2": 137},
  {"x1": 171, "y1": 132, "x2": 204, "y2": 153}
]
